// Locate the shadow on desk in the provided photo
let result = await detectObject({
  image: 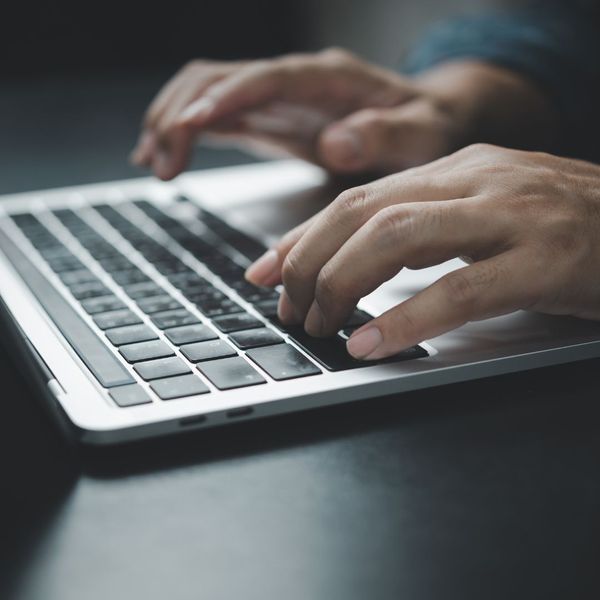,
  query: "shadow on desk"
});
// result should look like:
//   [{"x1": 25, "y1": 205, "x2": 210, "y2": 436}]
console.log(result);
[{"x1": 3, "y1": 346, "x2": 600, "y2": 599}]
